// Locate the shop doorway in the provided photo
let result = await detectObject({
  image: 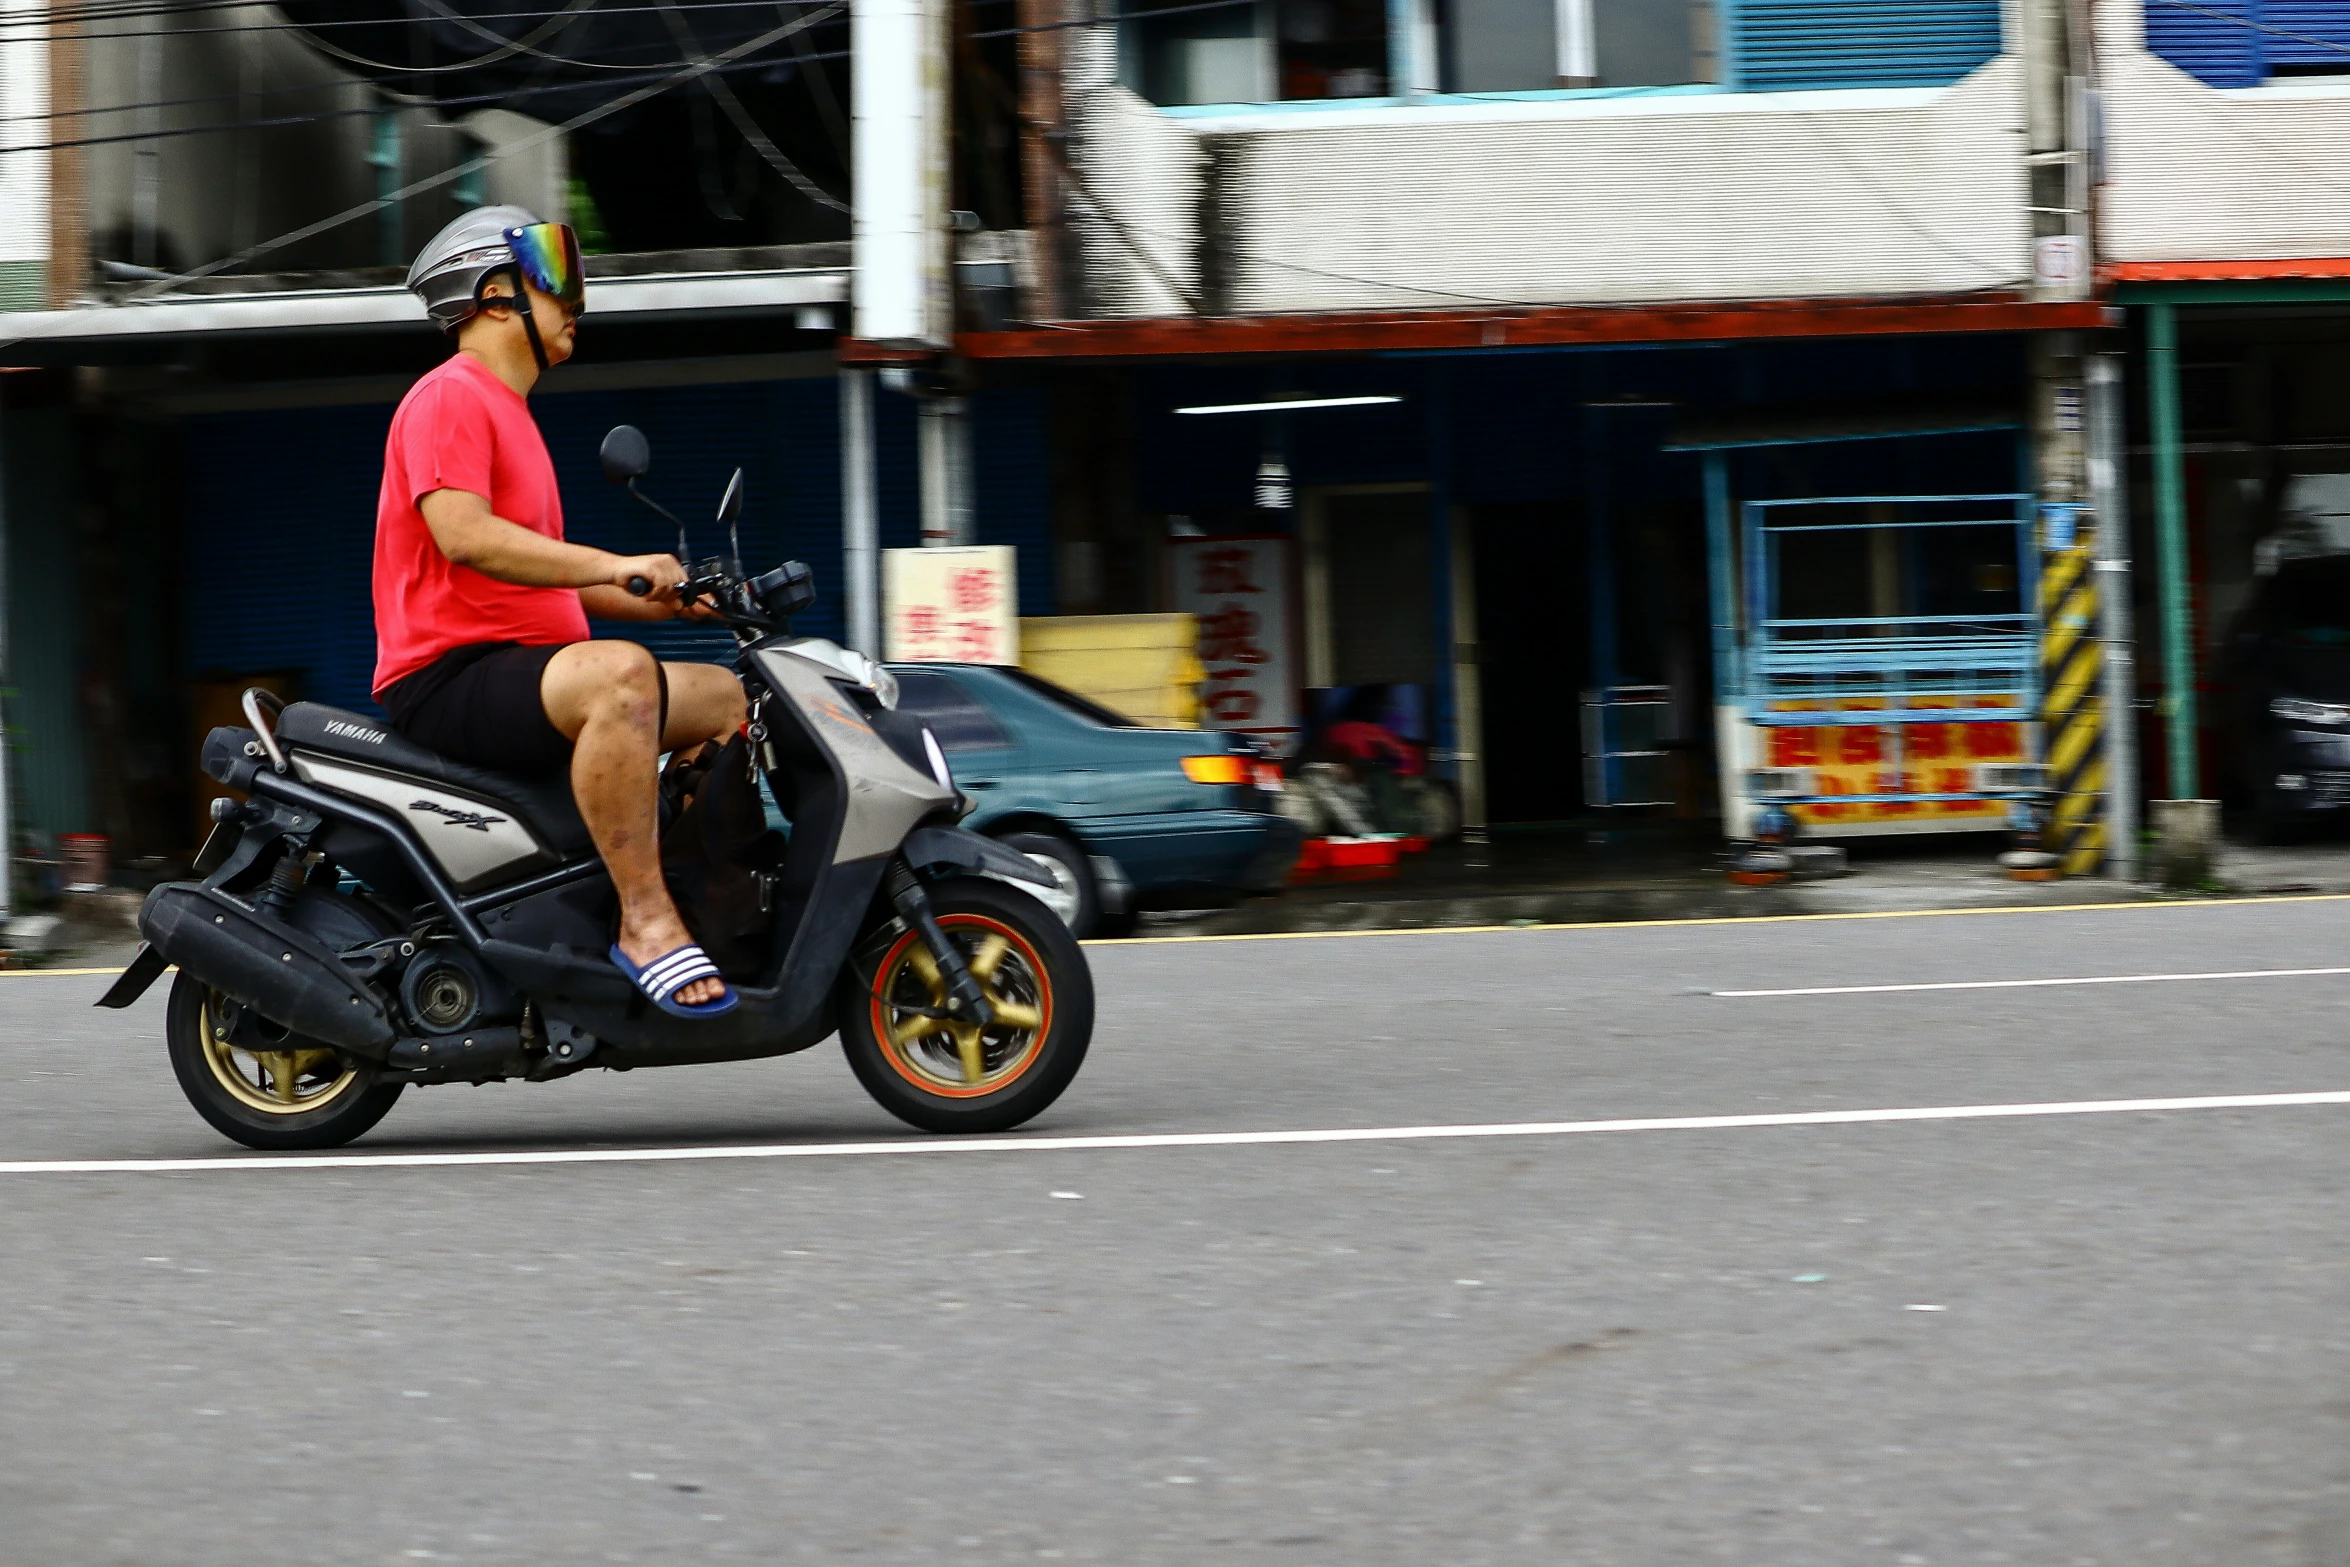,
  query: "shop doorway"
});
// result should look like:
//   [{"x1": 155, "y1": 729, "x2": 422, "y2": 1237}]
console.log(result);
[
  {"x1": 1300, "y1": 483, "x2": 1441, "y2": 757},
  {"x1": 1470, "y1": 501, "x2": 1590, "y2": 823}
]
